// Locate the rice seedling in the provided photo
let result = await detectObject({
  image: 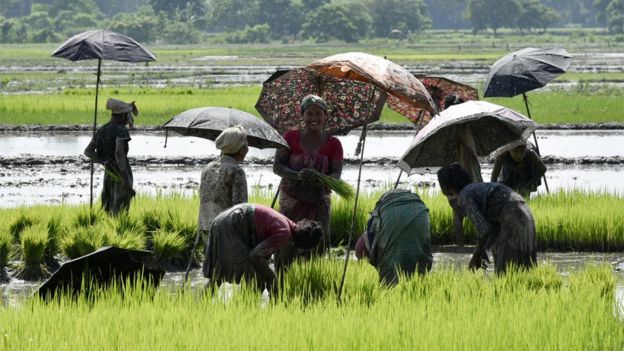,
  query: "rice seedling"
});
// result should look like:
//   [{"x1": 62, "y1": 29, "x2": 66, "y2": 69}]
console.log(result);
[
  {"x1": 13, "y1": 223, "x2": 49, "y2": 281},
  {"x1": 0, "y1": 228, "x2": 12, "y2": 283},
  {"x1": 73, "y1": 207, "x2": 104, "y2": 228},
  {"x1": 152, "y1": 230, "x2": 187, "y2": 262},
  {"x1": 8, "y1": 213, "x2": 35, "y2": 242},
  {"x1": 141, "y1": 209, "x2": 163, "y2": 234},
  {"x1": 60, "y1": 225, "x2": 108, "y2": 259},
  {"x1": 0, "y1": 262, "x2": 621, "y2": 350},
  {"x1": 43, "y1": 216, "x2": 63, "y2": 270},
  {"x1": 308, "y1": 170, "x2": 355, "y2": 201}
]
